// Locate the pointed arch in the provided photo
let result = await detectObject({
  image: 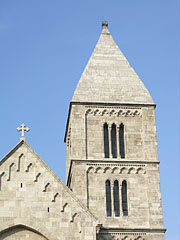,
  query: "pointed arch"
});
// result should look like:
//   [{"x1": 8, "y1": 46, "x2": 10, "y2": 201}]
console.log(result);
[
  {"x1": 104, "y1": 123, "x2": 109, "y2": 158},
  {"x1": 0, "y1": 225, "x2": 49, "y2": 240},
  {"x1": 119, "y1": 123, "x2": 125, "y2": 158},
  {"x1": 120, "y1": 167, "x2": 128, "y2": 174},
  {"x1": 122, "y1": 237, "x2": 130, "y2": 240},
  {"x1": 137, "y1": 167, "x2": 145, "y2": 174},
  {"x1": 111, "y1": 123, "x2": 117, "y2": 158},
  {"x1": 95, "y1": 167, "x2": 103, "y2": 173},
  {"x1": 112, "y1": 167, "x2": 119, "y2": 174},
  {"x1": 87, "y1": 166, "x2": 95, "y2": 173},
  {"x1": 135, "y1": 237, "x2": 143, "y2": 240},
  {"x1": 122, "y1": 180, "x2": 128, "y2": 216},
  {"x1": 104, "y1": 167, "x2": 112, "y2": 173},
  {"x1": 128, "y1": 167, "x2": 135, "y2": 174},
  {"x1": 105, "y1": 180, "x2": 112, "y2": 217},
  {"x1": 113, "y1": 180, "x2": 120, "y2": 217}
]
